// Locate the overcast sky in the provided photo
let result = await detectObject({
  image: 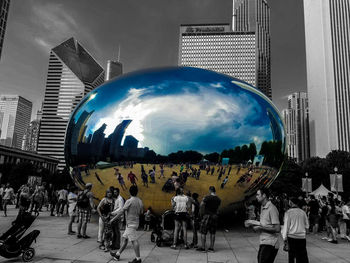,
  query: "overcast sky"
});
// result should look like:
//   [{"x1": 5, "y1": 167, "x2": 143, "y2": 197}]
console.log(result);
[{"x1": 0, "y1": 0, "x2": 306, "y2": 120}]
